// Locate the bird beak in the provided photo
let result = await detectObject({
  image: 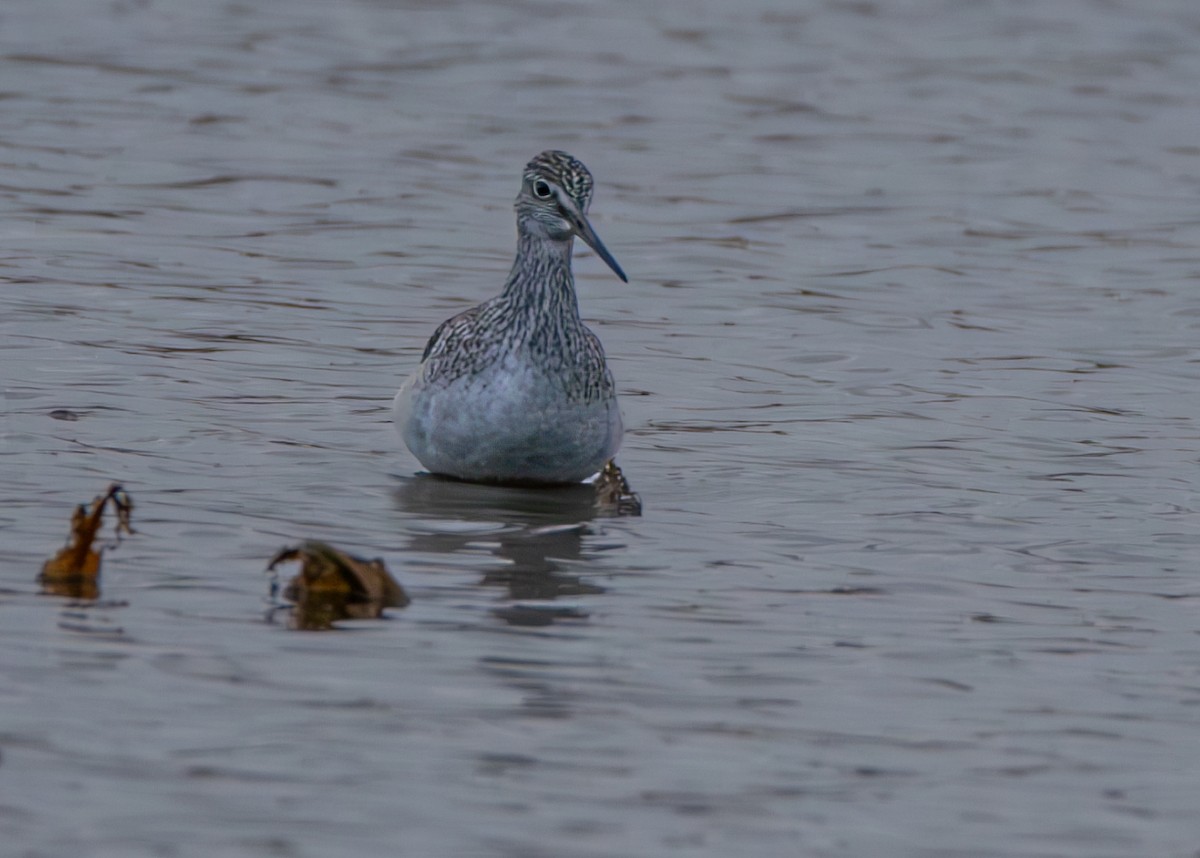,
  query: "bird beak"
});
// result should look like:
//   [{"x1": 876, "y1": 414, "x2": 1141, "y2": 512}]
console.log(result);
[{"x1": 563, "y1": 203, "x2": 628, "y2": 283}]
